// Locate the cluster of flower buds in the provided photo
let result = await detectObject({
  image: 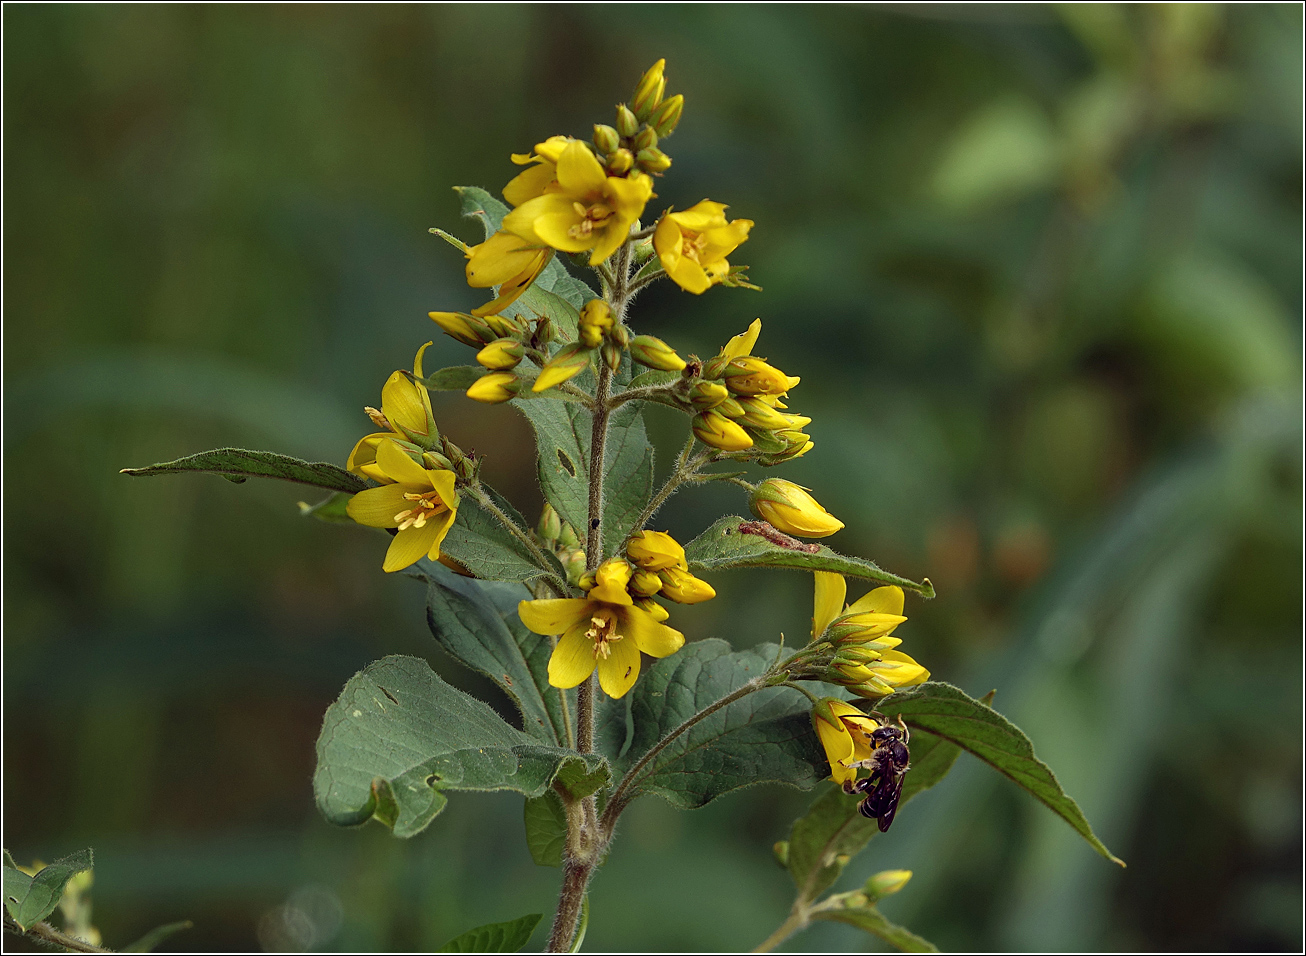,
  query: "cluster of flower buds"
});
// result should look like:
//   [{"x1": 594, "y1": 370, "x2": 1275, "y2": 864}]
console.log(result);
[
  {"x1": 535, "y1": 503, "x2": 587, "y2": 585},
  {"x1": 688, "y1": 319, "x2": 813, "y2": 464},
  {"x1": 429, "y1": 308, "x2": 567, "y2": 405},
  {"x1": 588, "y1": 529, "x2": 716, "y2": 621},
  {"x1": 531, "y1": 299, "x2": 633, "y2": 394},
  {"x1": 591, "y1": 59, "x2": 682, "y2": 180},
  {"x1": 787, "y1": 574, "x2": 929, "y2": 698}
]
